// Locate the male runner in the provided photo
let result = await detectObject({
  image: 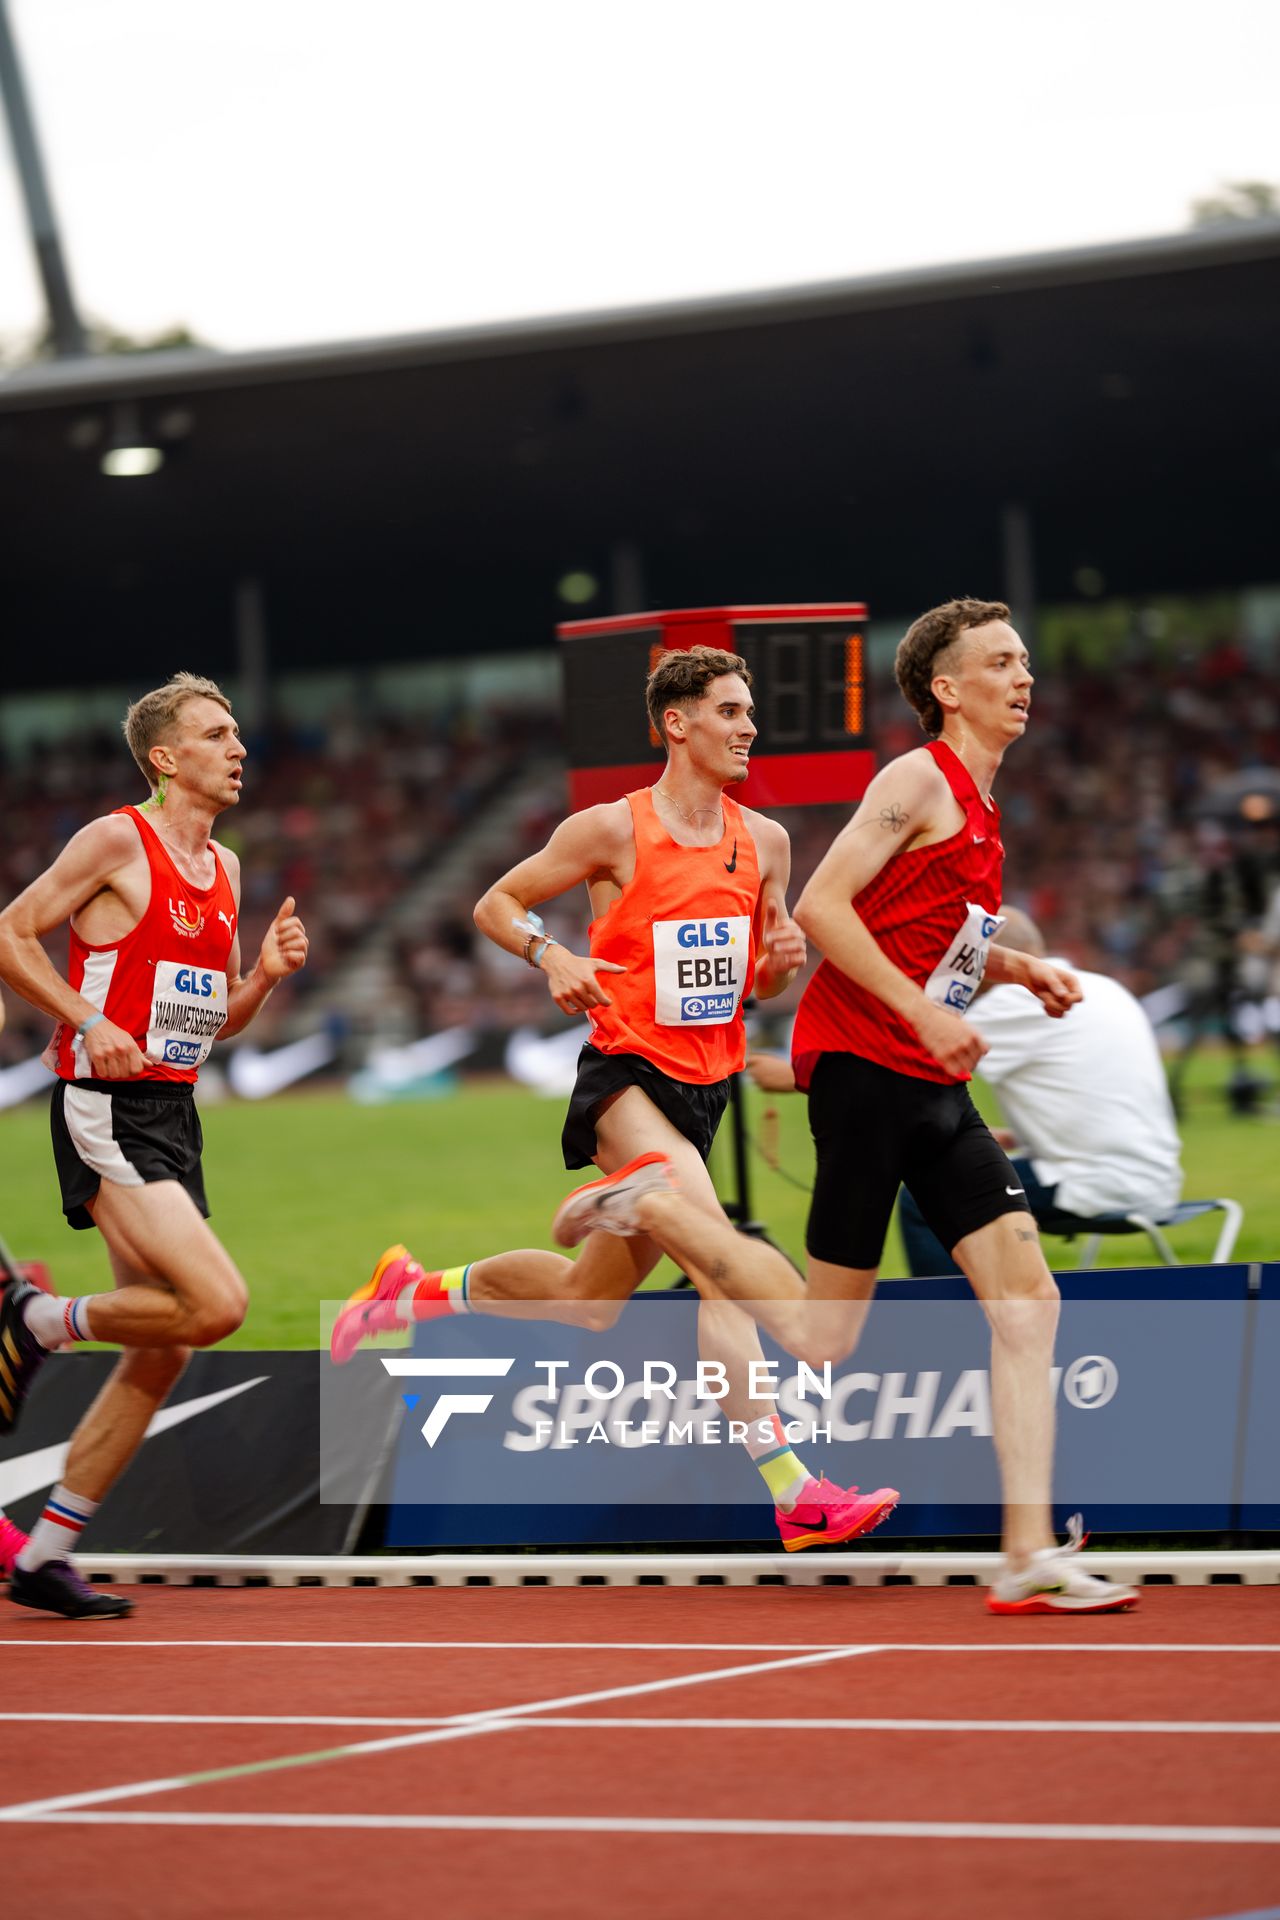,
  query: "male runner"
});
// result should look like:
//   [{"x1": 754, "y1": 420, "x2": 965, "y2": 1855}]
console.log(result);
[
  {"x1": 525, "y1": 601, "x2": 1137, "y2": 1613},
  {"x1": 333, "y1": 646, "x2": 897, "y2": 1546},
  {"x1": 0, "y1": 673, "x2": 308, "y2": 1617}
]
